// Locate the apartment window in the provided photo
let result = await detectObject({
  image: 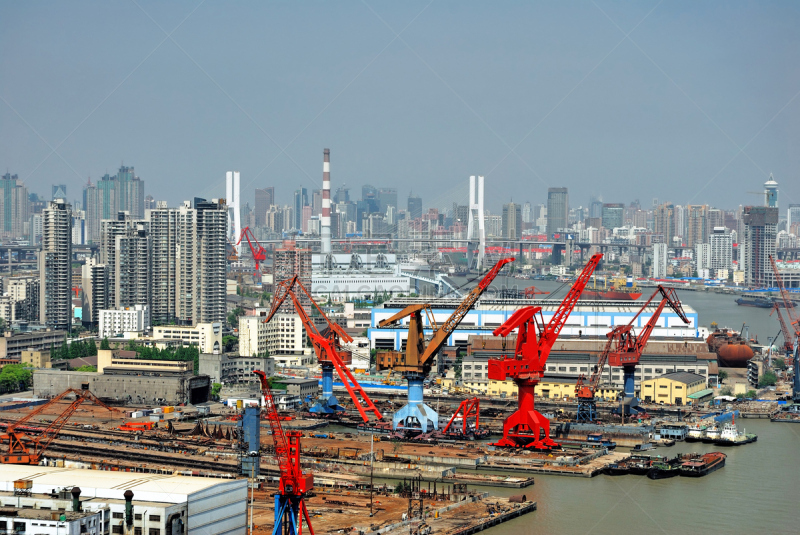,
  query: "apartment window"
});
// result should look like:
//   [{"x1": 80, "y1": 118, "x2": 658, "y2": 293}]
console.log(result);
[
  {"x1": 113, "y1": 513, "x2": 124, "y2": 519},
  {"x1": 135, "y1": 528, "x2": 143, "y2": 535},
  {"x1": 113, "y1": 526, "x2": 123, "y2": 534},
  {"x1": 644, "y1": 368, "x2": 652, "y2": 373},
  {"x1": 558, "y1": 367, "x2": 566, "y2": 372},
  {"x1": 149, "y1": 529, "x2": 161, "y2": 535},
  {"x1": 569, "y1": 367, "x2": 577, "y2": 372},
  {"x1": 135, "y1": 514, "x2": 143, "y2": 521},
  {"x1": 149, "y1": 515, "x2": 161, "y2": 522},
  {"x1": 655, "y1": 369, "x2": 663, "y2": 374}
]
